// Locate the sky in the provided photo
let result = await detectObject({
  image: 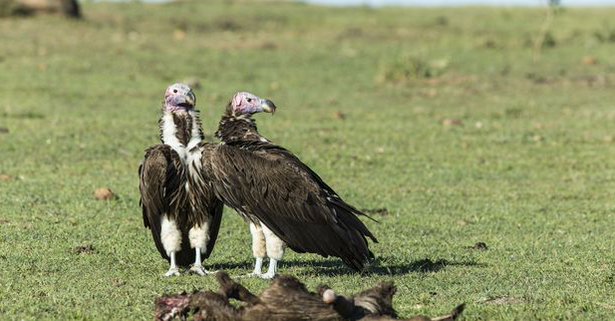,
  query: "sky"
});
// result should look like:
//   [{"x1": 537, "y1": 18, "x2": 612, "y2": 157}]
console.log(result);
[{"x1": 302, "y1": 0, "x2": 615, "y2": 6}]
